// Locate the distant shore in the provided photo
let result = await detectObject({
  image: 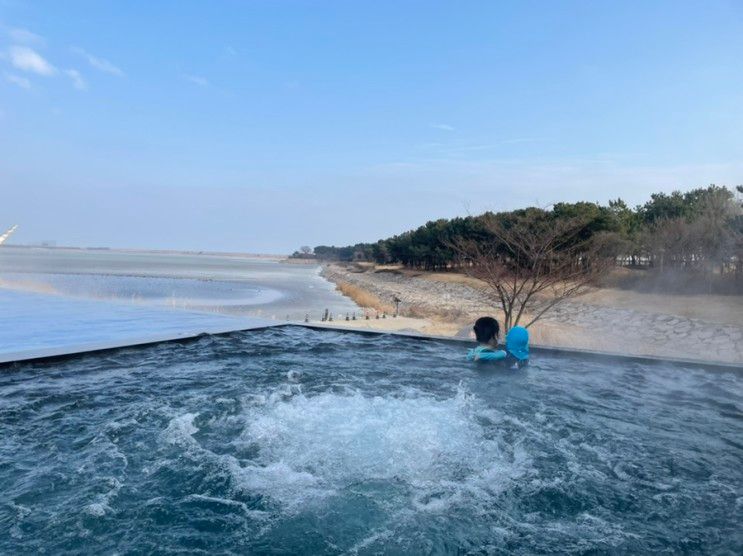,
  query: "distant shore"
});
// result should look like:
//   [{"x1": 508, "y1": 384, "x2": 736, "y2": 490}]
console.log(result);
[
  {"x1": 1, "y1": 244, "x2": 286, "y2": 260},
  {"x1": 321, "y1": 263, "x2": 743, "y2": 364}
]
